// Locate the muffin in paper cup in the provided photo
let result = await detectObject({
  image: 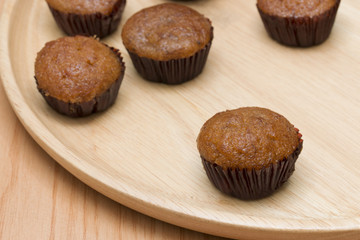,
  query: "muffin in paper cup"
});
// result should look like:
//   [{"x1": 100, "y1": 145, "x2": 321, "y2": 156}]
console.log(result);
[
  {"x1": 126, "y1": 41, "x2": 212, "y2": 85},
  {"x1": 197, "y1": 107, "x2": 303, "y2": 200},
  {"x1": 46, "y1": 0, "x2": 126, "y2": 38},
  {"x1": 34, "y1": 36, "x2": 125, "y2": 117},
  {"x1": 121, "y1": 3, "x2": 213, "y2": 84},
  {"x1": 257, "y1": 0, "x2": 341, "y2": 47}
]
